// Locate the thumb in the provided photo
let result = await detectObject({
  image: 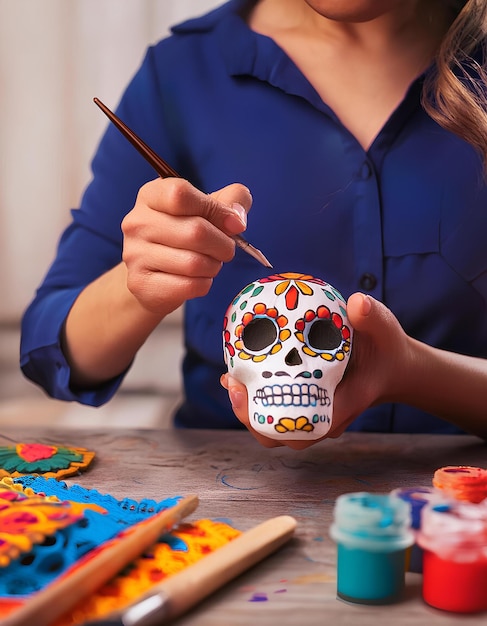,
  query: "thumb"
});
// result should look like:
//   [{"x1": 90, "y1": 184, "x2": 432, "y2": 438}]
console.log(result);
[
  {"x1": 346, "y1": 292, "x2": 398, "y2": 339},
  {"x1": 207, "y1": 183, "x2": 253, "y2": 235},
  {"x1": 346, "y1": 292, "x2": 373, "y2": 331}
]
